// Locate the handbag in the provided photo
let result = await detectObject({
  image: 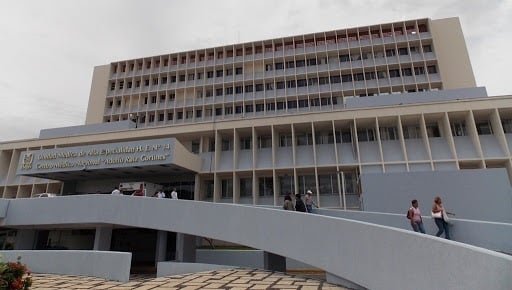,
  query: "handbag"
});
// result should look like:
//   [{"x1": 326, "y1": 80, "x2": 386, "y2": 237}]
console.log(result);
[
  {"x1": 431, "y1": 211, "x2": 442, "y2": 218},
  {"x1": 442, "y1": 209, "x2": 450, "y2": 223}
]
